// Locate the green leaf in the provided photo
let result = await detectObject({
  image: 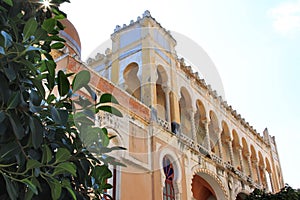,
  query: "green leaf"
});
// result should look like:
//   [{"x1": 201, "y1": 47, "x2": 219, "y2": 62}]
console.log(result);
[
  {"x1": 51, "y1": 107, "x2": 68, "y2": 125},
  {"x1": 49, "y1": 35, "x2": 65, "y2": 42},
  {"x1": 62, "y1": 179, "x2": 76, "y2": 200},
  {"x1": 23, "y1": 18, "x2": 38, "y2": 42},
  {"x1": 26, "y1": 45, "x2": 40, "y2": 52},
  {"x1": 21, "y1": 178, "x2": 38, "y2": 195},
  {"x1": 29, "y1": 117, "x2": 43, "y2": 149},
  {"x1": 6, "y1": 92, "x2": 20, "y2": 110},
  {"x1": 7, "y1": 111, "x2": 25, "y2": 140},
  {"x1": 34, "y1": 28, "x2": 48, "y2": 42},
  {"x1": 57, "y1": 70, "x2": 70, "y2": 96},
  {"x1": 51, "y1": 42, "x2": 64, "y2": 49},
  {"x1": 31, "y1": 78, "x2": 45, "y2": 99},
  {"x1": 96, "y1": 105, "x2": 123, "y2": 117},
  {"x1": 0, "y1": 46, "x2": 5, "y2": 54},
  {"x1": 3, "y1": 0, "x2": 13, "y2": 6},
  {"x1": 0, "y1": 141, "x2": 21, "y2": 160},
  {"x1": 42, "y1": 144, "x2": 52, "y2": 164},
  {"x1": 72, "y1": 70, "x2": 90, "y2": 92},
  {"x1": 100, "y1": 128, "x2": 109, "y2": 147},
  {"x1": 24, "y1": 190, "x2": 34, "y2": 200},
  {"x1": 31, "y1": 176, "x2": 42, "y2": 191},
  {"x1": 42, "y1": 18, "x2": 56, "y2": 33},
  {"x1": 3, "y1": 176, "x2": 18, "y2": 200},
  {"x1": 55, "y1": 148, "x2": 70, "y2": 164},
  {"x1": 30, "y1": 89, "x2": 42, "y2": 106},
  {"x1": 26, "y1": 159, "x2": 42, "y2": 170},
  {"x1": 48, "y1": 179, "x2": 62, "y2": 200},
  {"x1": 53, "y1": 162, "x2": 76, "y2": 176},
  {"x1": 0, "y1": 111, "x2": 5, "y2": 123},
  {"x1": 1, "y1": 30, "x2": 12, "y2": 48},
  {"x1": 92, "y1": 165, "x2": 112, "y2": 180},
  {"x1": 3, "y1": 65, "x2": 16, "y2": 81},
  {"x1": 45, "y1": 60, "x2": 56, "y2": 90},
  {"x1": 102, "y1": 183, "x2": 113, "y2": 190},
  {"x1": 46, "y1": 94, "x2": 56, "y2": 104},
  {"x1": 51, "y1": 106, "x2": 60, "y2": 124},
  {"x1": 99, "y1": 93, "x2": 119, "y2": 104}
]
